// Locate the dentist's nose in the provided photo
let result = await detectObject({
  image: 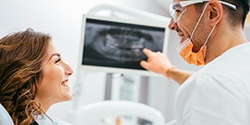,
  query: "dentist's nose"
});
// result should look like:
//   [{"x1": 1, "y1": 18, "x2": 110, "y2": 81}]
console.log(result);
[{"x1": 168, "y1": 20, "x2": 178, "y2": 31}]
